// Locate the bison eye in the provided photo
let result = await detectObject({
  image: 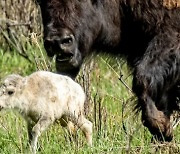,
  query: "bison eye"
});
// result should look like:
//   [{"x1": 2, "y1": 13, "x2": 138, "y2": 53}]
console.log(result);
[
  {"x1": 7, "y1": 91, "x2": 14, "y2": 95},
  {"x1": 61, "y1": 37, "x2": 73, "y2": 45}
]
